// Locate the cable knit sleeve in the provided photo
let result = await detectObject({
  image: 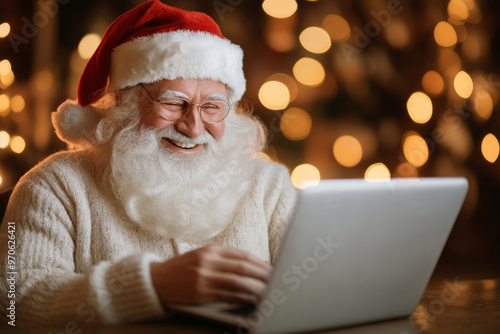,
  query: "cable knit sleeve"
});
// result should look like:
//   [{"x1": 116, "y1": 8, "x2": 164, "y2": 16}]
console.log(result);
[
  {"x1": 266, "y1": 165, "x2": 299, "y2": 264},
  {"x1": 0, "y1": 169, "x2": 165, "y2": 328}
]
